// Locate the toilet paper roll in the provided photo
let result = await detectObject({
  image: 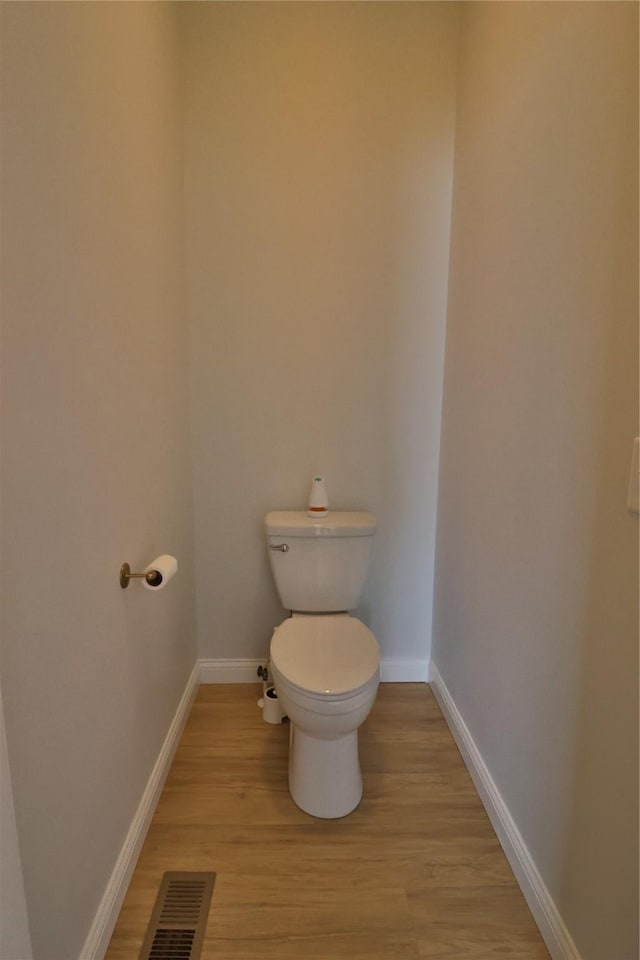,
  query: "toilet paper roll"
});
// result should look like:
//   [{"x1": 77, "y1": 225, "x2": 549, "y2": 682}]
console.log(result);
[
  {"x1": 143, "y1": 554, "x2": 178, "y2": 591},
  {"x1": 262, "y1": 686, "x2": 284, "y2": 724}
]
